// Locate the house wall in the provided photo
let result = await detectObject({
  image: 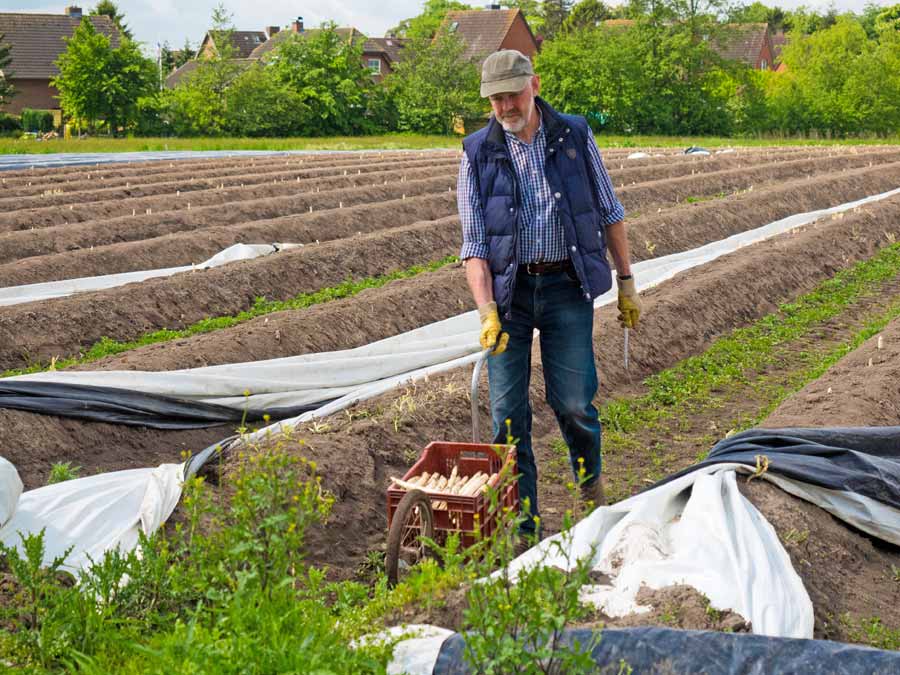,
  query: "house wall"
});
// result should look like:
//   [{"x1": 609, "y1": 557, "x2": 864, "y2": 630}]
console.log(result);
[
  {"x1": 499, "y1": 16, "x2": 538, "y2": 60},
  {"x1": 2, "y1": 79, "x2": 58, "y2": 114},
  {"x1": 757, "y1": 39, "x2": 775, "y2": 70},
  {"x1": 362, "y1": 53, "x2": 392, "y2": 83}
]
